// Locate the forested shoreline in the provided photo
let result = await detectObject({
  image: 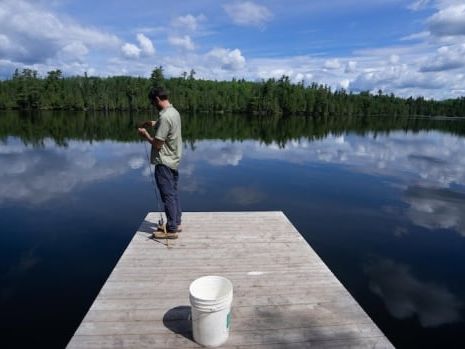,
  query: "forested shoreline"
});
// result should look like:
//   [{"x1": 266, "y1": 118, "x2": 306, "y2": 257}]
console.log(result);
[{"x1": 0, "y1": 67, "x2": 464, "y2": 117}]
